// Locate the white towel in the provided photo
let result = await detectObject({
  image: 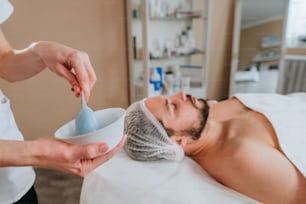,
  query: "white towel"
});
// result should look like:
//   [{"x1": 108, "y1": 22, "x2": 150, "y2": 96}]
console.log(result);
[
  {"x1": 235, "y1": 92, "x2": 306, "y2": 177},
  {"x1": 235, "y1": 67, "x2": 260, "y2": 82},
  {"x1": 80, "y1": 150, "x2": 260, "y2": 204}
]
